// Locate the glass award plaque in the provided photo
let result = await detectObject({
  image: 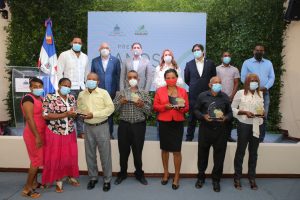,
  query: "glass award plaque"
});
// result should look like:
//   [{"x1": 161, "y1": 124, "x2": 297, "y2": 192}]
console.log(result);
[
  {"x1": 169, "y1": 96, "x2": 185, "y2": 108},
  {"x1": 207, "y1": 102, "x2": 224, "y2": 120}
]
